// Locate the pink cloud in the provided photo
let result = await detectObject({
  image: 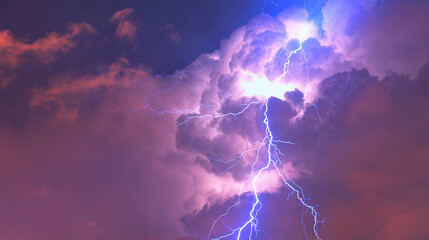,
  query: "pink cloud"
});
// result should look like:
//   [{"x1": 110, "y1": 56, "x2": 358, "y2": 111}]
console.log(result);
[
  {"x1": 0, "y1": 22, "x2": 95, "y2": 88},
  {"x1": 30, "y1": 57, "x2": 150, "y2": 122},
  {"x1": 0, "y1": 23, "x2": 95, "y2": 68},
  {"x1": 110, "y1": 8, "x2": 138, "y2": 41}
]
